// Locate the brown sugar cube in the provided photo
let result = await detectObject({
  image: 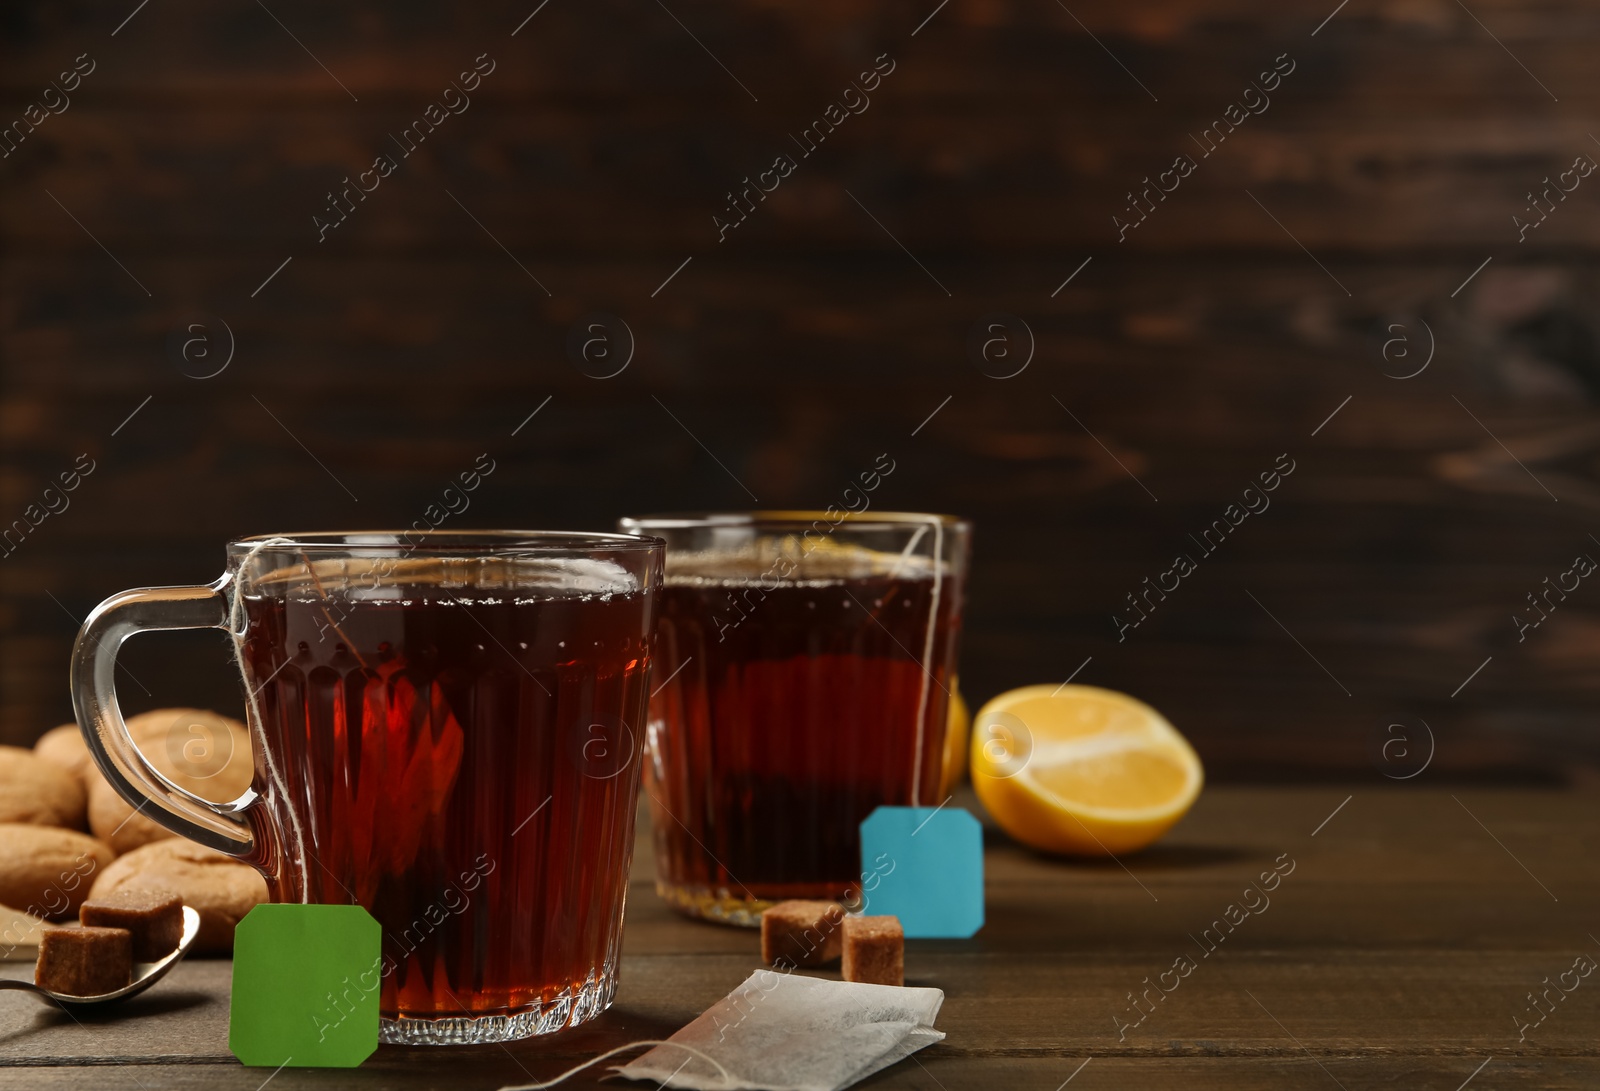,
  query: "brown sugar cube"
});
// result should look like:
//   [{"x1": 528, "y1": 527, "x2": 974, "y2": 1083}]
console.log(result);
[
  {"x1": 760, "y1": 900, "x2": 846, "y2": 967},
  {"x1": 80, "y1": 890, "x2": 184, "y2": 962},
  {"x1": 35, "y1": 926, "x2": 132, "y2": 997},
  {"x1": 841, "y1": 915, "x2": 904, "y2": 986}
]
